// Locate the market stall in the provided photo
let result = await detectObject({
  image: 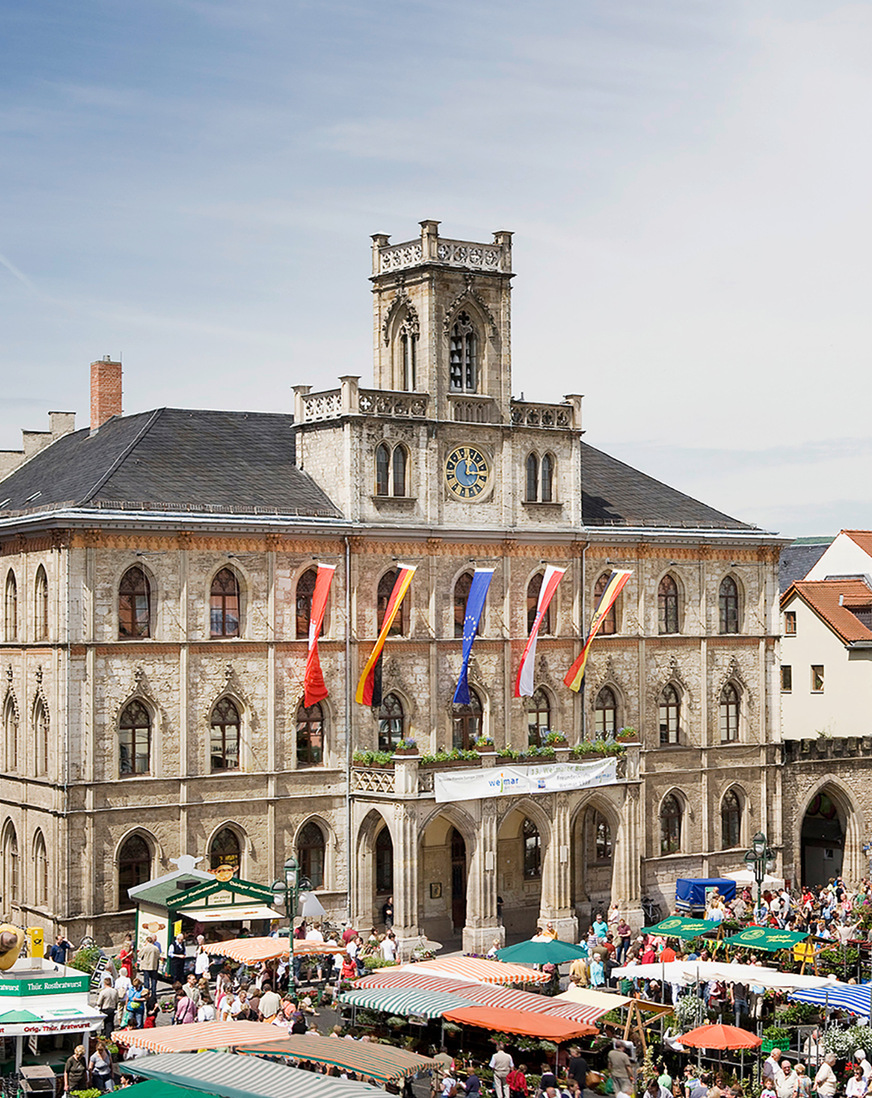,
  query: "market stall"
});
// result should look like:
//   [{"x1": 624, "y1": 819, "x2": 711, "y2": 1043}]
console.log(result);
[
  {"x1": 112, "y1": 1019, "x2": 288, "y2": 1053},
  {"x1": 239, "y1": 1033, "x2": 440, "y2": 1086},
  {"x1": 441, "y1": 1004, "x2": 597, "y2": 1040},
  {"x1": 339, "y1": 986, "x2": 470, "y2": 1019},
  {"x1": 404, "y1": 956, "x2": 550, "y2": 985}
]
